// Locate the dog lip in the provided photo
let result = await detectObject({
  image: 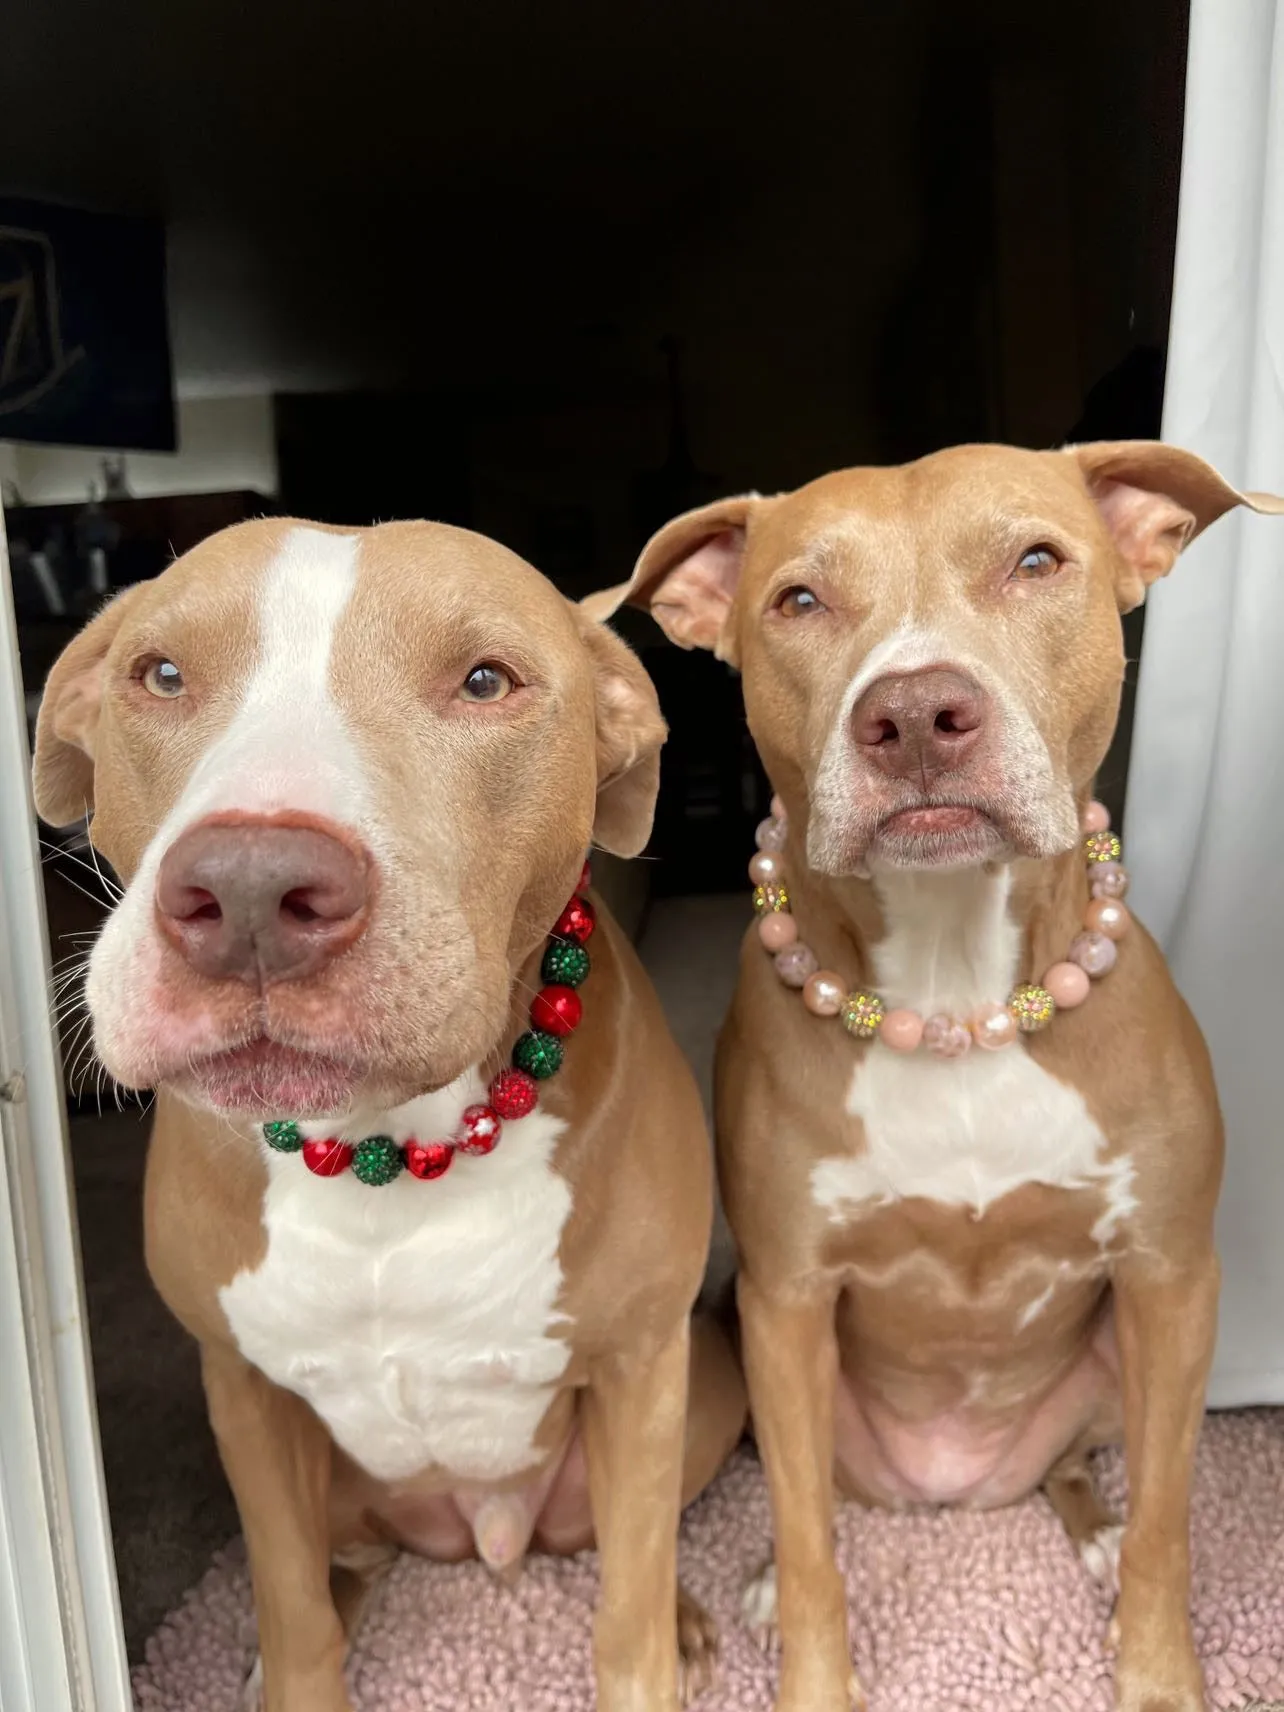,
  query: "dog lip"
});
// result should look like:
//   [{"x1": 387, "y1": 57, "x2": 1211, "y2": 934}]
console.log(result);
[
  {"x1": 173, "y1": 1036, "x2": 367, "y2": 1117},
  {"x1": 879, "y1": 805, "x2": 988, "y2": 836}
]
